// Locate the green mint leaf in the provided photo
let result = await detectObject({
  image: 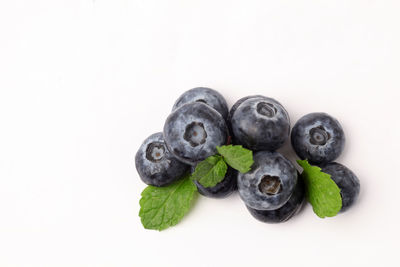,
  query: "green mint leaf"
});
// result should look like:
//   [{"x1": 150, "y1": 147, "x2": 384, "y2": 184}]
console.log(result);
[
  {"x1": 191, "y1": 155, "x2": 227, "y2": 188},
  {"x1": 216, "y1": 145, "x2": 253, "y2": 173},
  {"x1": 297, "y1": 159, "x2": 342, "y2": 218},
  {"x1": 139, "y1": 174, "x2": 198, "y2": 231}
]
